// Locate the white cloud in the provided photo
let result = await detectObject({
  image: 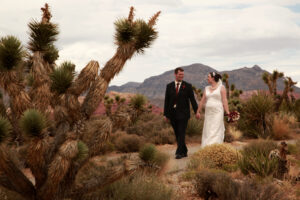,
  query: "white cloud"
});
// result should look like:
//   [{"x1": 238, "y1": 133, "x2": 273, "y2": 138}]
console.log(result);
[{"x1": 0, "y1": 0, "x2": 300, "y2": 87}]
